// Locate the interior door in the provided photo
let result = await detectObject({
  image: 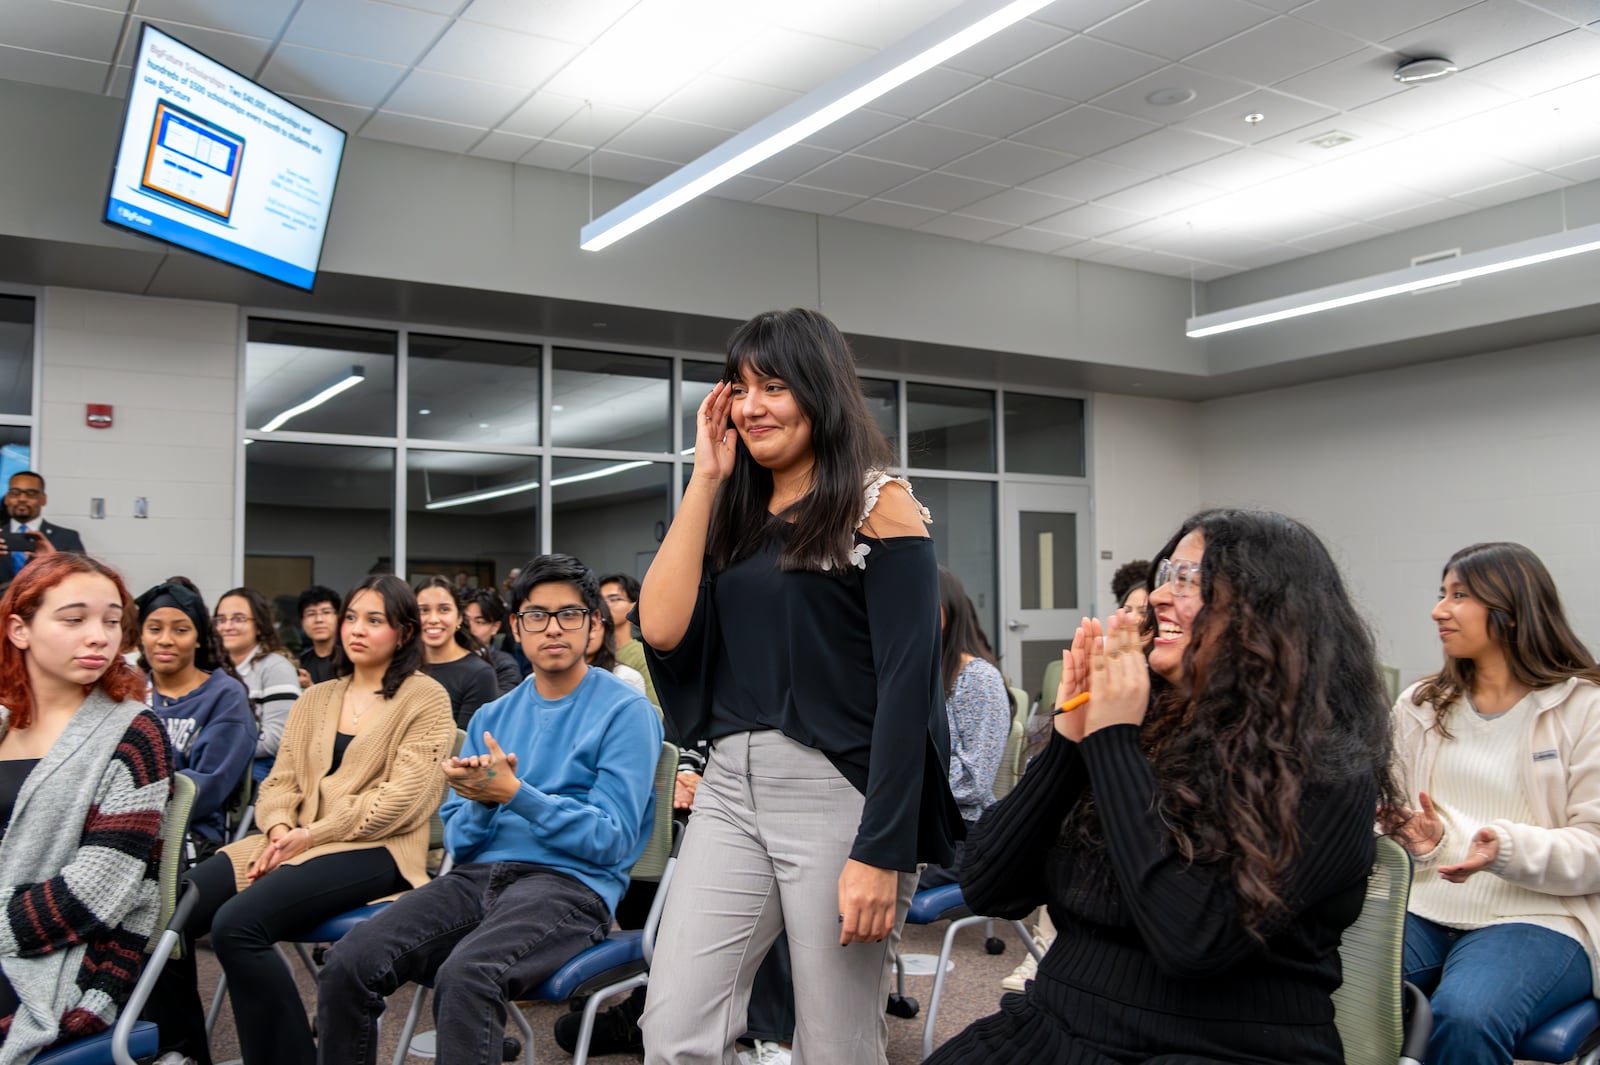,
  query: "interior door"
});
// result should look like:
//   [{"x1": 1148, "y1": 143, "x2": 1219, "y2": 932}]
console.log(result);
[{"x1": 1000, "y1": 481, "x2": 1092, "y2": 712}]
